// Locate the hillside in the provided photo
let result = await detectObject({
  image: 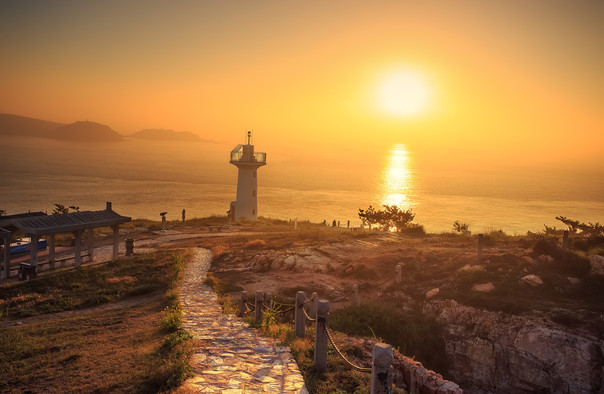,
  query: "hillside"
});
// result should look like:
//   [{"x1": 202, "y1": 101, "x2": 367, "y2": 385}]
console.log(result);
[
  {"x1": 129, "y1": 128, "x2": 200, "y2": 141},
  {"x1": 51, "y1": 121, "x2": 124, "y2": 142},
  {"x1": 0, "y1": 113, "x2": 65, "y2": 137}
]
